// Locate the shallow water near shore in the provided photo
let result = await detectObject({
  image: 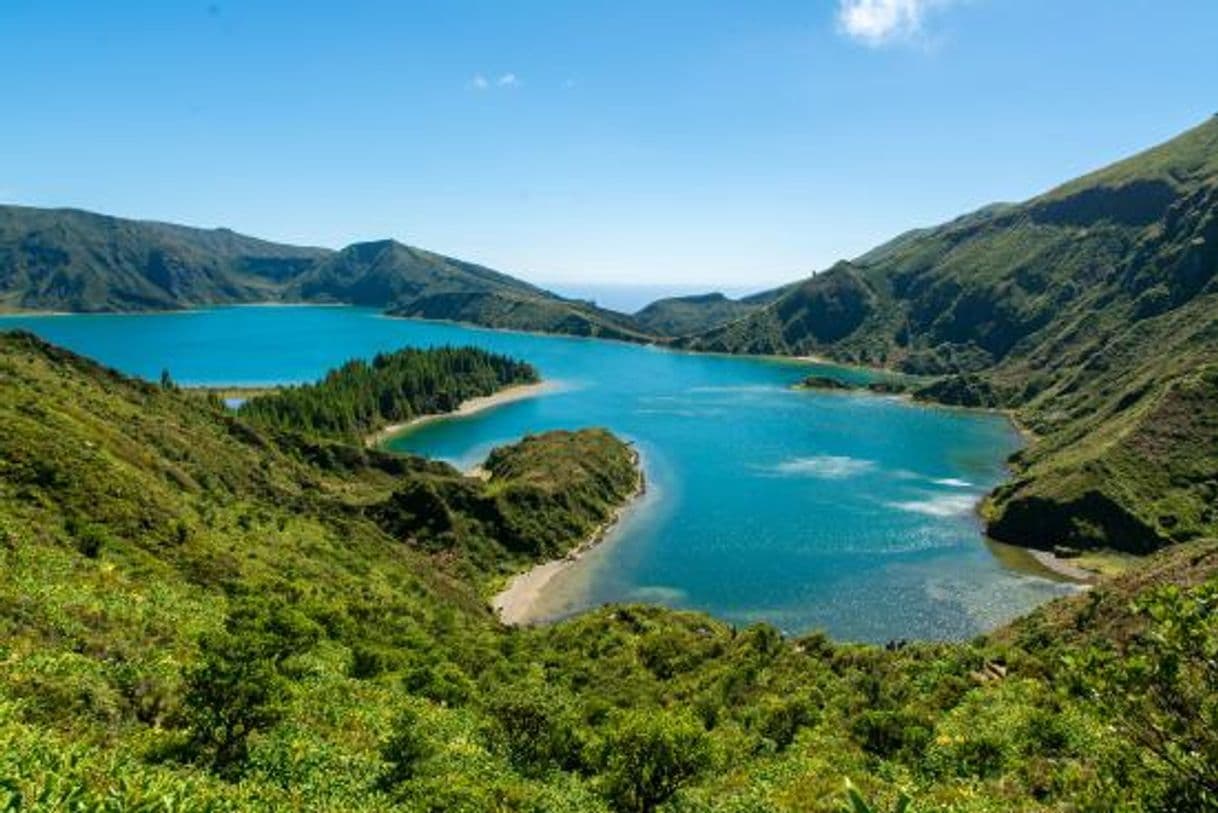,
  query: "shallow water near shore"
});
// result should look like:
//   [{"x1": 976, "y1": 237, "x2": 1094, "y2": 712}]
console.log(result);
[{"x1": 2, "y1": 305, "x2": 1079, "y2": 641}]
